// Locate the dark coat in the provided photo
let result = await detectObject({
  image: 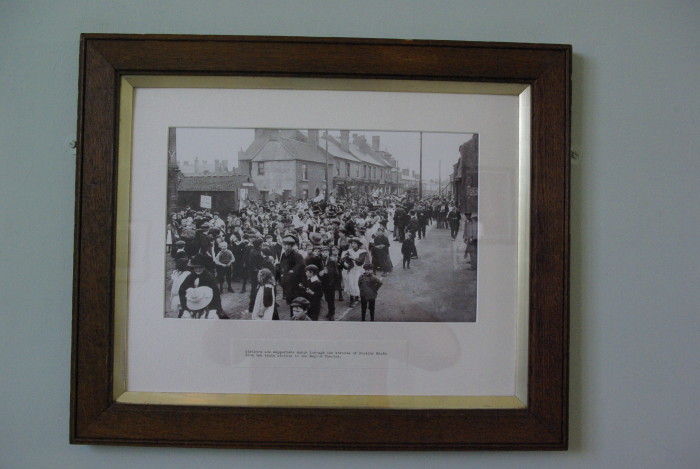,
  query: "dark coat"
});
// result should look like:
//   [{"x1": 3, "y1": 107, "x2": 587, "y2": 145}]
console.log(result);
[
  {"x1": 319, "y1": 258, "x2": 339, "y2": 288},
  {"x1": 394, "y1": 208, "x2": 407, "y2": 228},
  {"x1": 245, "y1": 247, "x2": 265, "y2": 280},
  {"x1": 447, "y1": 210, "x2": 462, "y2": 227},
  {"x1": 279, "y1": 249, "x2": 306, "y2": 302},
  {"x1": 304, "y1": 254, "x2": 324, "y2": 270},
  {"x1": 401, "y1": 238, "x2": 415, "y2": 257},
  {"x1": 301, "y1": 277, "x2": 324, "y2": 320},
  {"x1": 371, "y1": 234, "x2": 393, "y2": 272},
  {"x1": 178, "y1": 270, "x2": 223, "y2": 317},
  {"x1": 358, "y1": 272, "x2": 382, "y2": 300}
]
